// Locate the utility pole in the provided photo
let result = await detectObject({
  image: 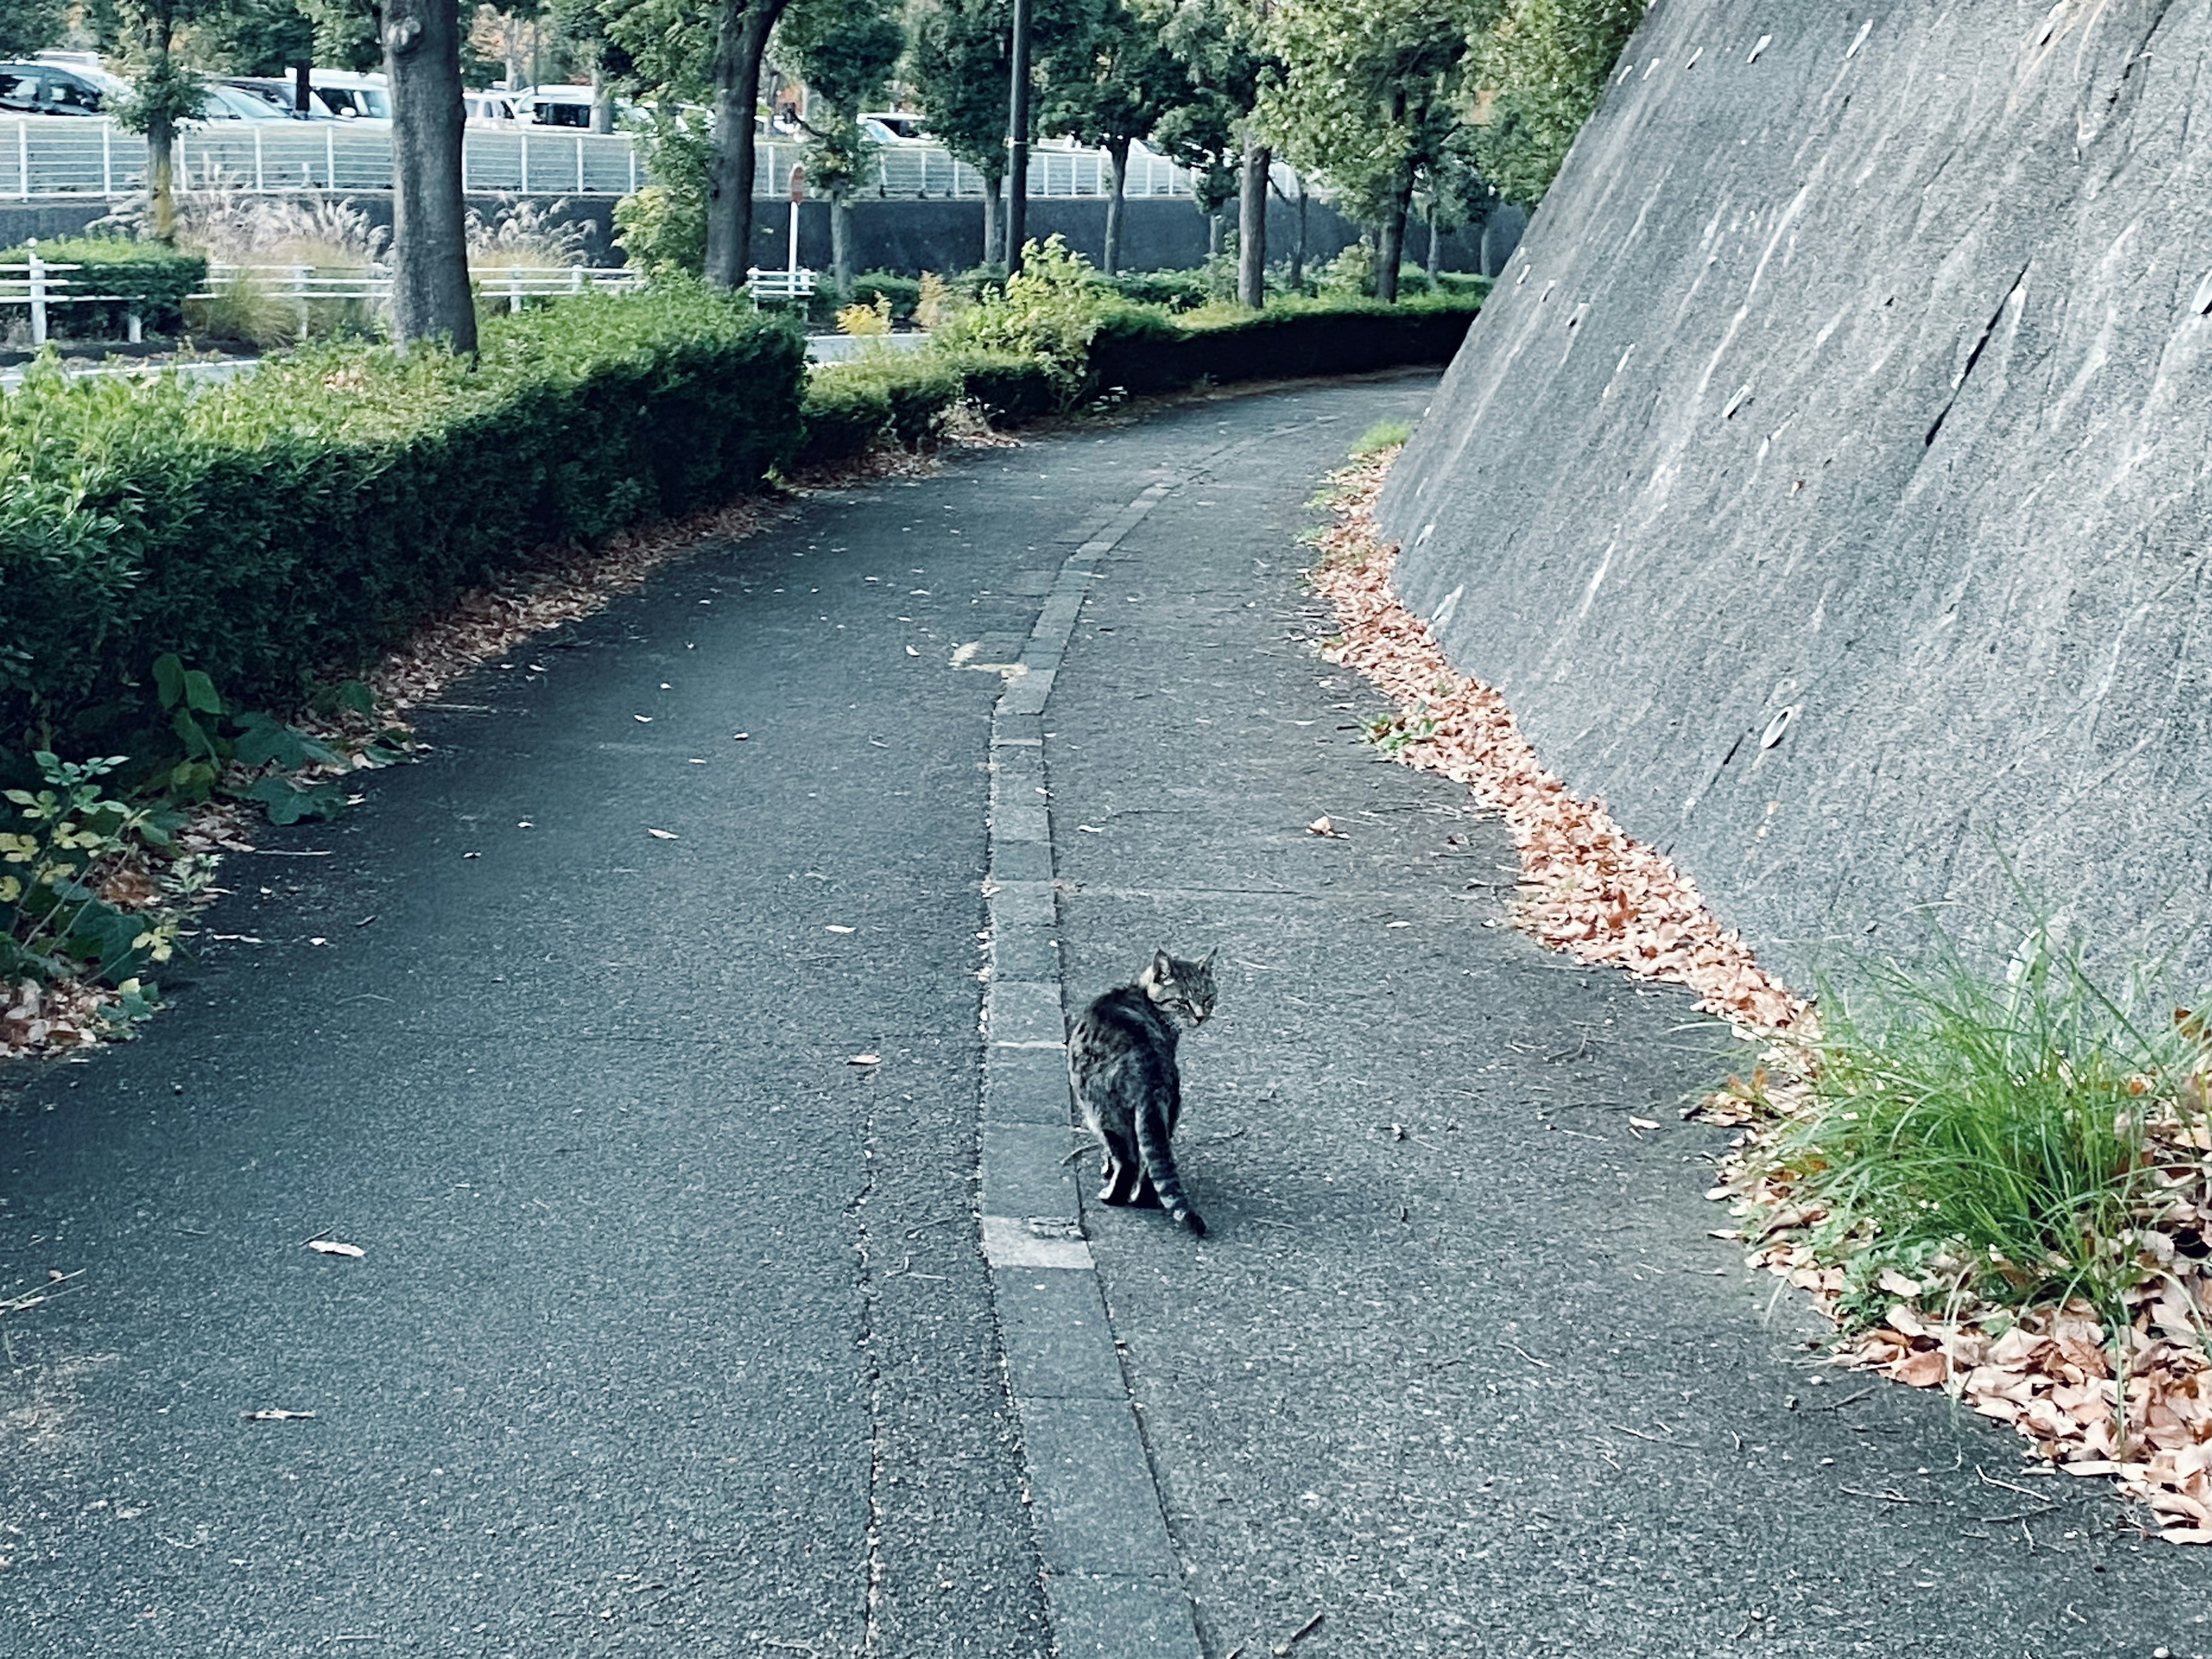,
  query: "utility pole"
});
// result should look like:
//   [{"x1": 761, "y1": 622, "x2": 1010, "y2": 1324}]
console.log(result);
[{"x1": 1004, "y1": 0, "x2": 1030, "y2": 273}]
